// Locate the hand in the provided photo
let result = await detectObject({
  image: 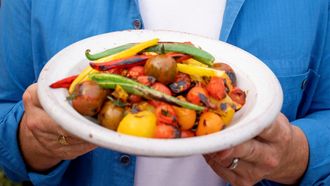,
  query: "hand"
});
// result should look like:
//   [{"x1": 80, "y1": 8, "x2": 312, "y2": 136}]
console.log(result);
[
  {"x1": 204, "y1": 113, "x2": 309, "y2": 186},
  {"x1": 19, "y1": 83, "x2": 97, "y2": 172}
]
